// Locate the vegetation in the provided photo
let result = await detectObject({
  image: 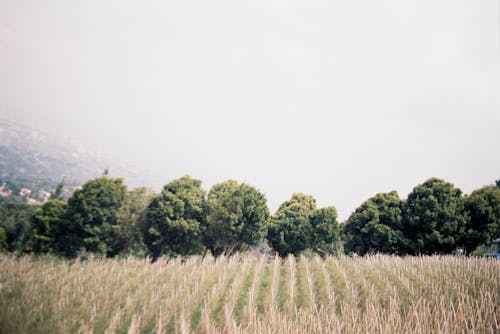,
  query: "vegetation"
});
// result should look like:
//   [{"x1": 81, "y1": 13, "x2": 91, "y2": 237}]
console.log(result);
[
  {"x1": 462, "y1": 184, "x2": 500, "y2": 254},
  {"x1": 344, "y1": 191, "x2": 407, "y2": 255},
  {"x1": 268, "y1": 193, "x2": 317, "y2": 256},
  {"x1": 115, "y1": 187, "x2": 154, "y2": 257},
  {"x1": 142, "y1": 176, "x2": 206, "y2": 258},
  {"x1": 0, "y1": 175, "x2": 498, "y2": 258},
  {"x1": 62, "y1": 176, "x2": 128, "y2": 257},
  {"x1": 0, "y1": 227, "x2": 7, "y2": 251},
  {"x1": 404, "y1": 178, "x2": 467, "y2": 255},
  {"x1": 310, "y1": 206, "x2": 341, "y2": 255},
  {"x1": 0, "y1": 254, "x2": 497, "y2": 333},
  {"x1": 0, "y1": 174, "x2": 75, "y2": 204},
  {"x1": 204, "y1": 180, "x2": 269, "y2": 255},
  {"x1": 268, "y1": 194, "x2": 342, "y2": 256},
  {"x1": 30, "y1": 199, "x2": 67, "y2": 254},
  {"x1": 1, "y1": 175, "x2": 498, "y2": 333},
  {"x1": 0, "y1": 202, "x2": 35, "y2": 253}
]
